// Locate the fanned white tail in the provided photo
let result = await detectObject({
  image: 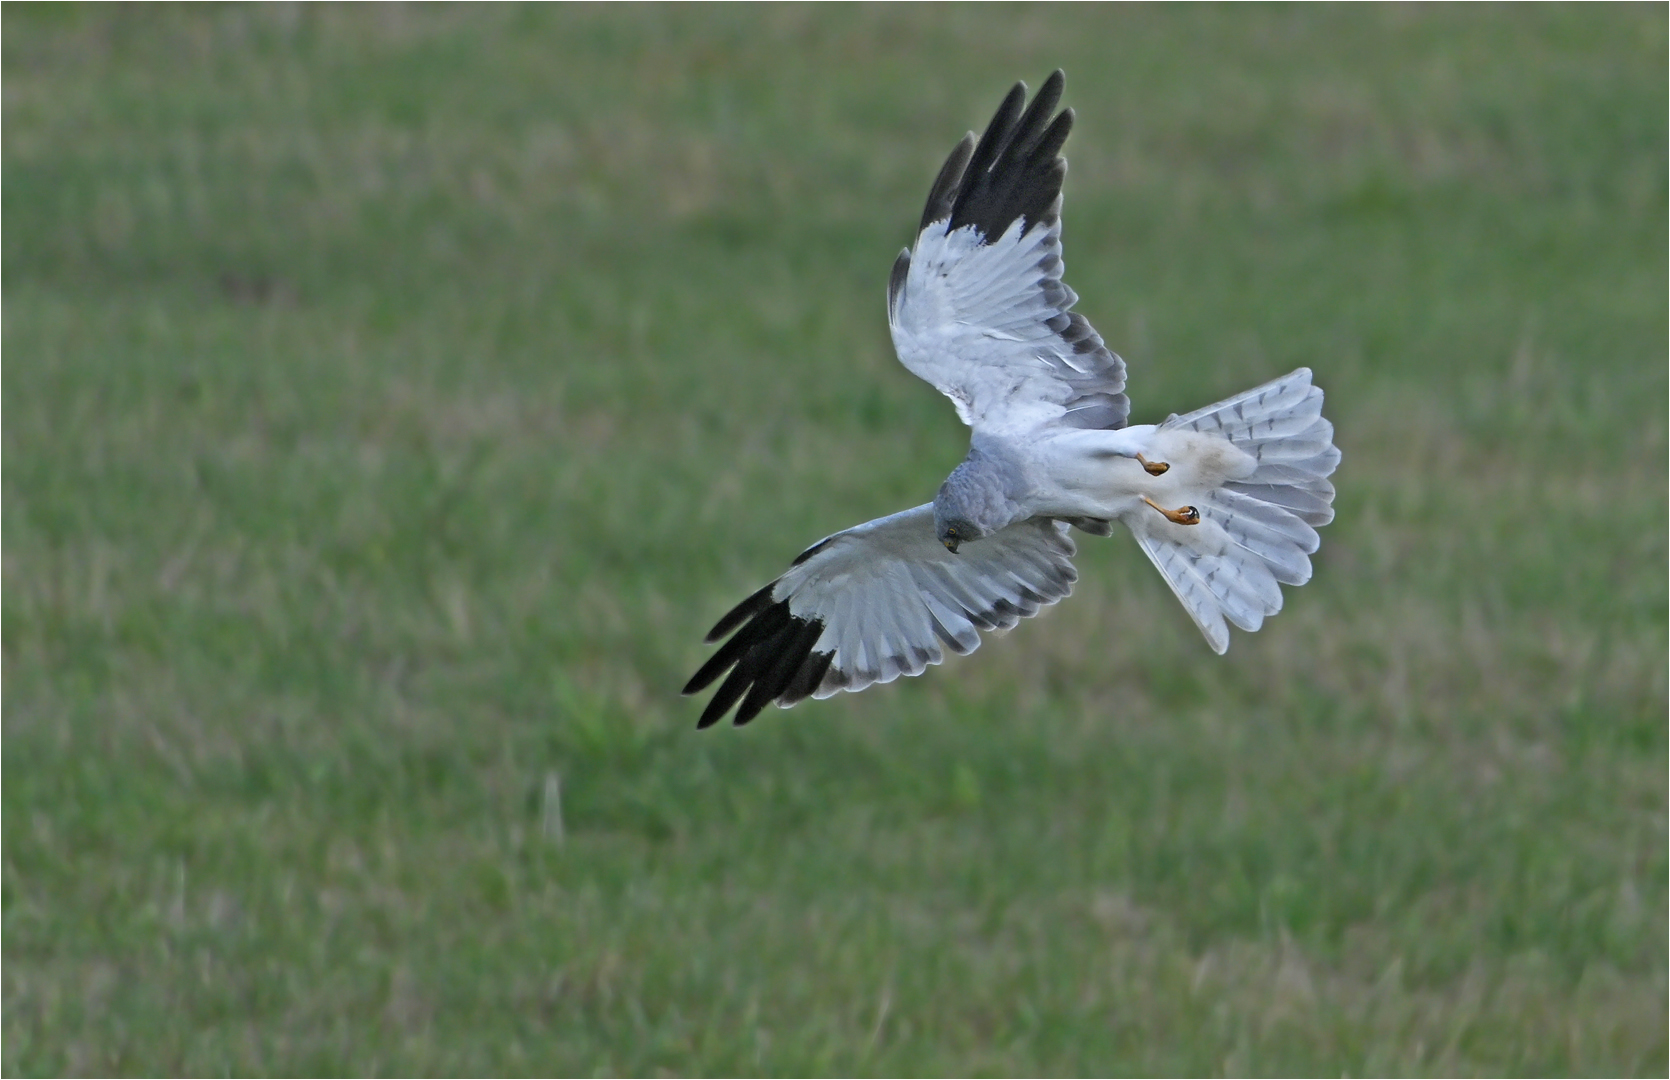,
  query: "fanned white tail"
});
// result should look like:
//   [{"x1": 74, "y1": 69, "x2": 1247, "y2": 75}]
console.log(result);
[{"x1": 1134, "y1": 368, "x2": 1339, "y2": 653}]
